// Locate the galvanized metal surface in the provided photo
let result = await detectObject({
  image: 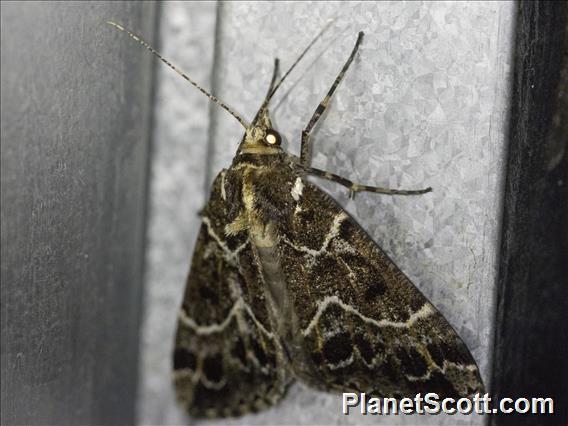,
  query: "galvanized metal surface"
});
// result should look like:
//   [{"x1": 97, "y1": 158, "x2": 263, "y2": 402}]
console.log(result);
[{"x1": 140, "y1": 1, "x2": 515, "y2": 425}]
